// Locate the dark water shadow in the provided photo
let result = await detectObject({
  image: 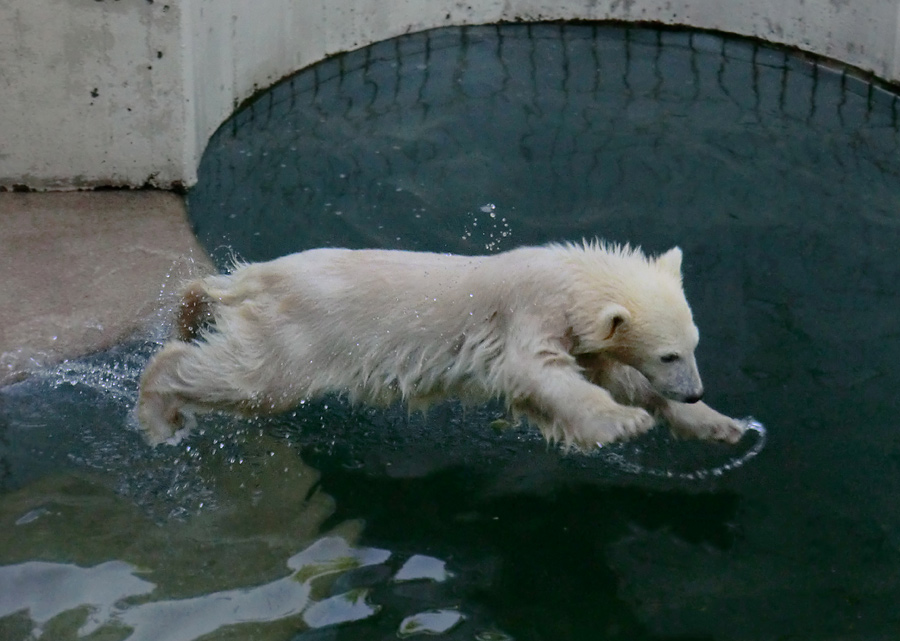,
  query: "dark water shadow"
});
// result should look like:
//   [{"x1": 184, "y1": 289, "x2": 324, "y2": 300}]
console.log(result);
[{"x1": 314, "y1": 463, "x2": 741, "y2": 641}]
